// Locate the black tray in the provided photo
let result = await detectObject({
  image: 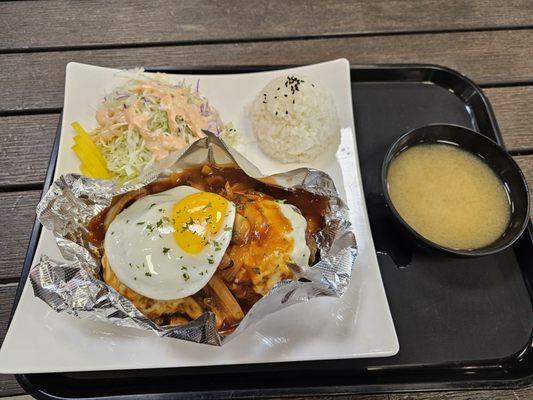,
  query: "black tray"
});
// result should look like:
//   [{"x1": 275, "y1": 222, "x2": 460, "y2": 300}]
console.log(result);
[{"x1": 11, "y1": 65, "x2": 533, "y2": 399}]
